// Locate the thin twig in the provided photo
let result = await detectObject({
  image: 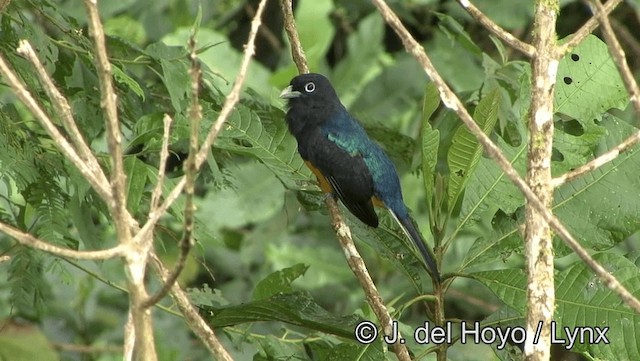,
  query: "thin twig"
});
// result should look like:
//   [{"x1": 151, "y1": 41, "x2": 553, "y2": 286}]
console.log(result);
[
  {"x1": 143, "y1": 31, "x2": 202, "y2": 309},
  {"x1": 456, "y1": 0, "x2": 534, "y2": 57},
  {"x1": 552, "y1": 130, "x2": 640, "y2": 187},
  {"x1": 279, "y1": 0, "x2": 309, "y2": 73},
  {"x1": 149, "y1": 253, "x2": 234, "y2": 361},
  {"x1": 279, "y1": 1, "x2": 411, "y2": 360},
  {"x1": 136, "y1": 0, "x2": 269, "y2": 246},
  {"x1": 326, "y1": 199, "x2": 412, "y2": 361},
  {"x1": 84, "y1": 1, "x2": 153, "y2": 359},
  {"x1": 150, "y1": 114, "x2": 173, "y2": 211},
  {"x1": 15, "y1": 40, "x2": 107, "y2": 186},
  {"x1": 0, "y1": 54, "x2": 112, "y2": 202},
  {"x1": 558, "y1": 0, "x2": 621, "y2": 56},
  {"x1": 591, "y1": 0, "x2": 640, "y2": 116},
  {"x1": 0, "y1": 222, "x2": 125, "y2": 260},
  {"x1": 84, "y1": 0, "x2": 130, "y2": 242},
  {"x1": 370, "y1": 0, "x2": 640, "y2": 316}
]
